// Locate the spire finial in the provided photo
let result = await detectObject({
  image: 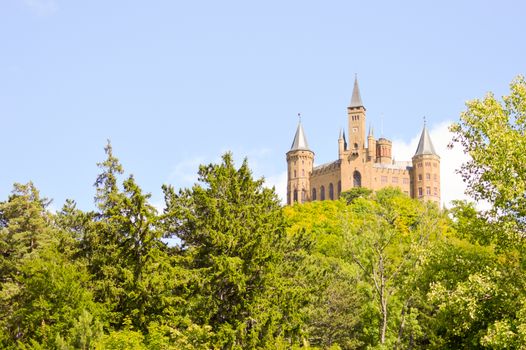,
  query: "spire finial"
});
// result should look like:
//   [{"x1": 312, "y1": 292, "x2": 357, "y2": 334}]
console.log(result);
[
  {"x1": 423, "y1": 116, "x2": 427, "y2": 126},
  {"x1": 298, "y1": 112, "x2": 301, "y2": 123}
]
